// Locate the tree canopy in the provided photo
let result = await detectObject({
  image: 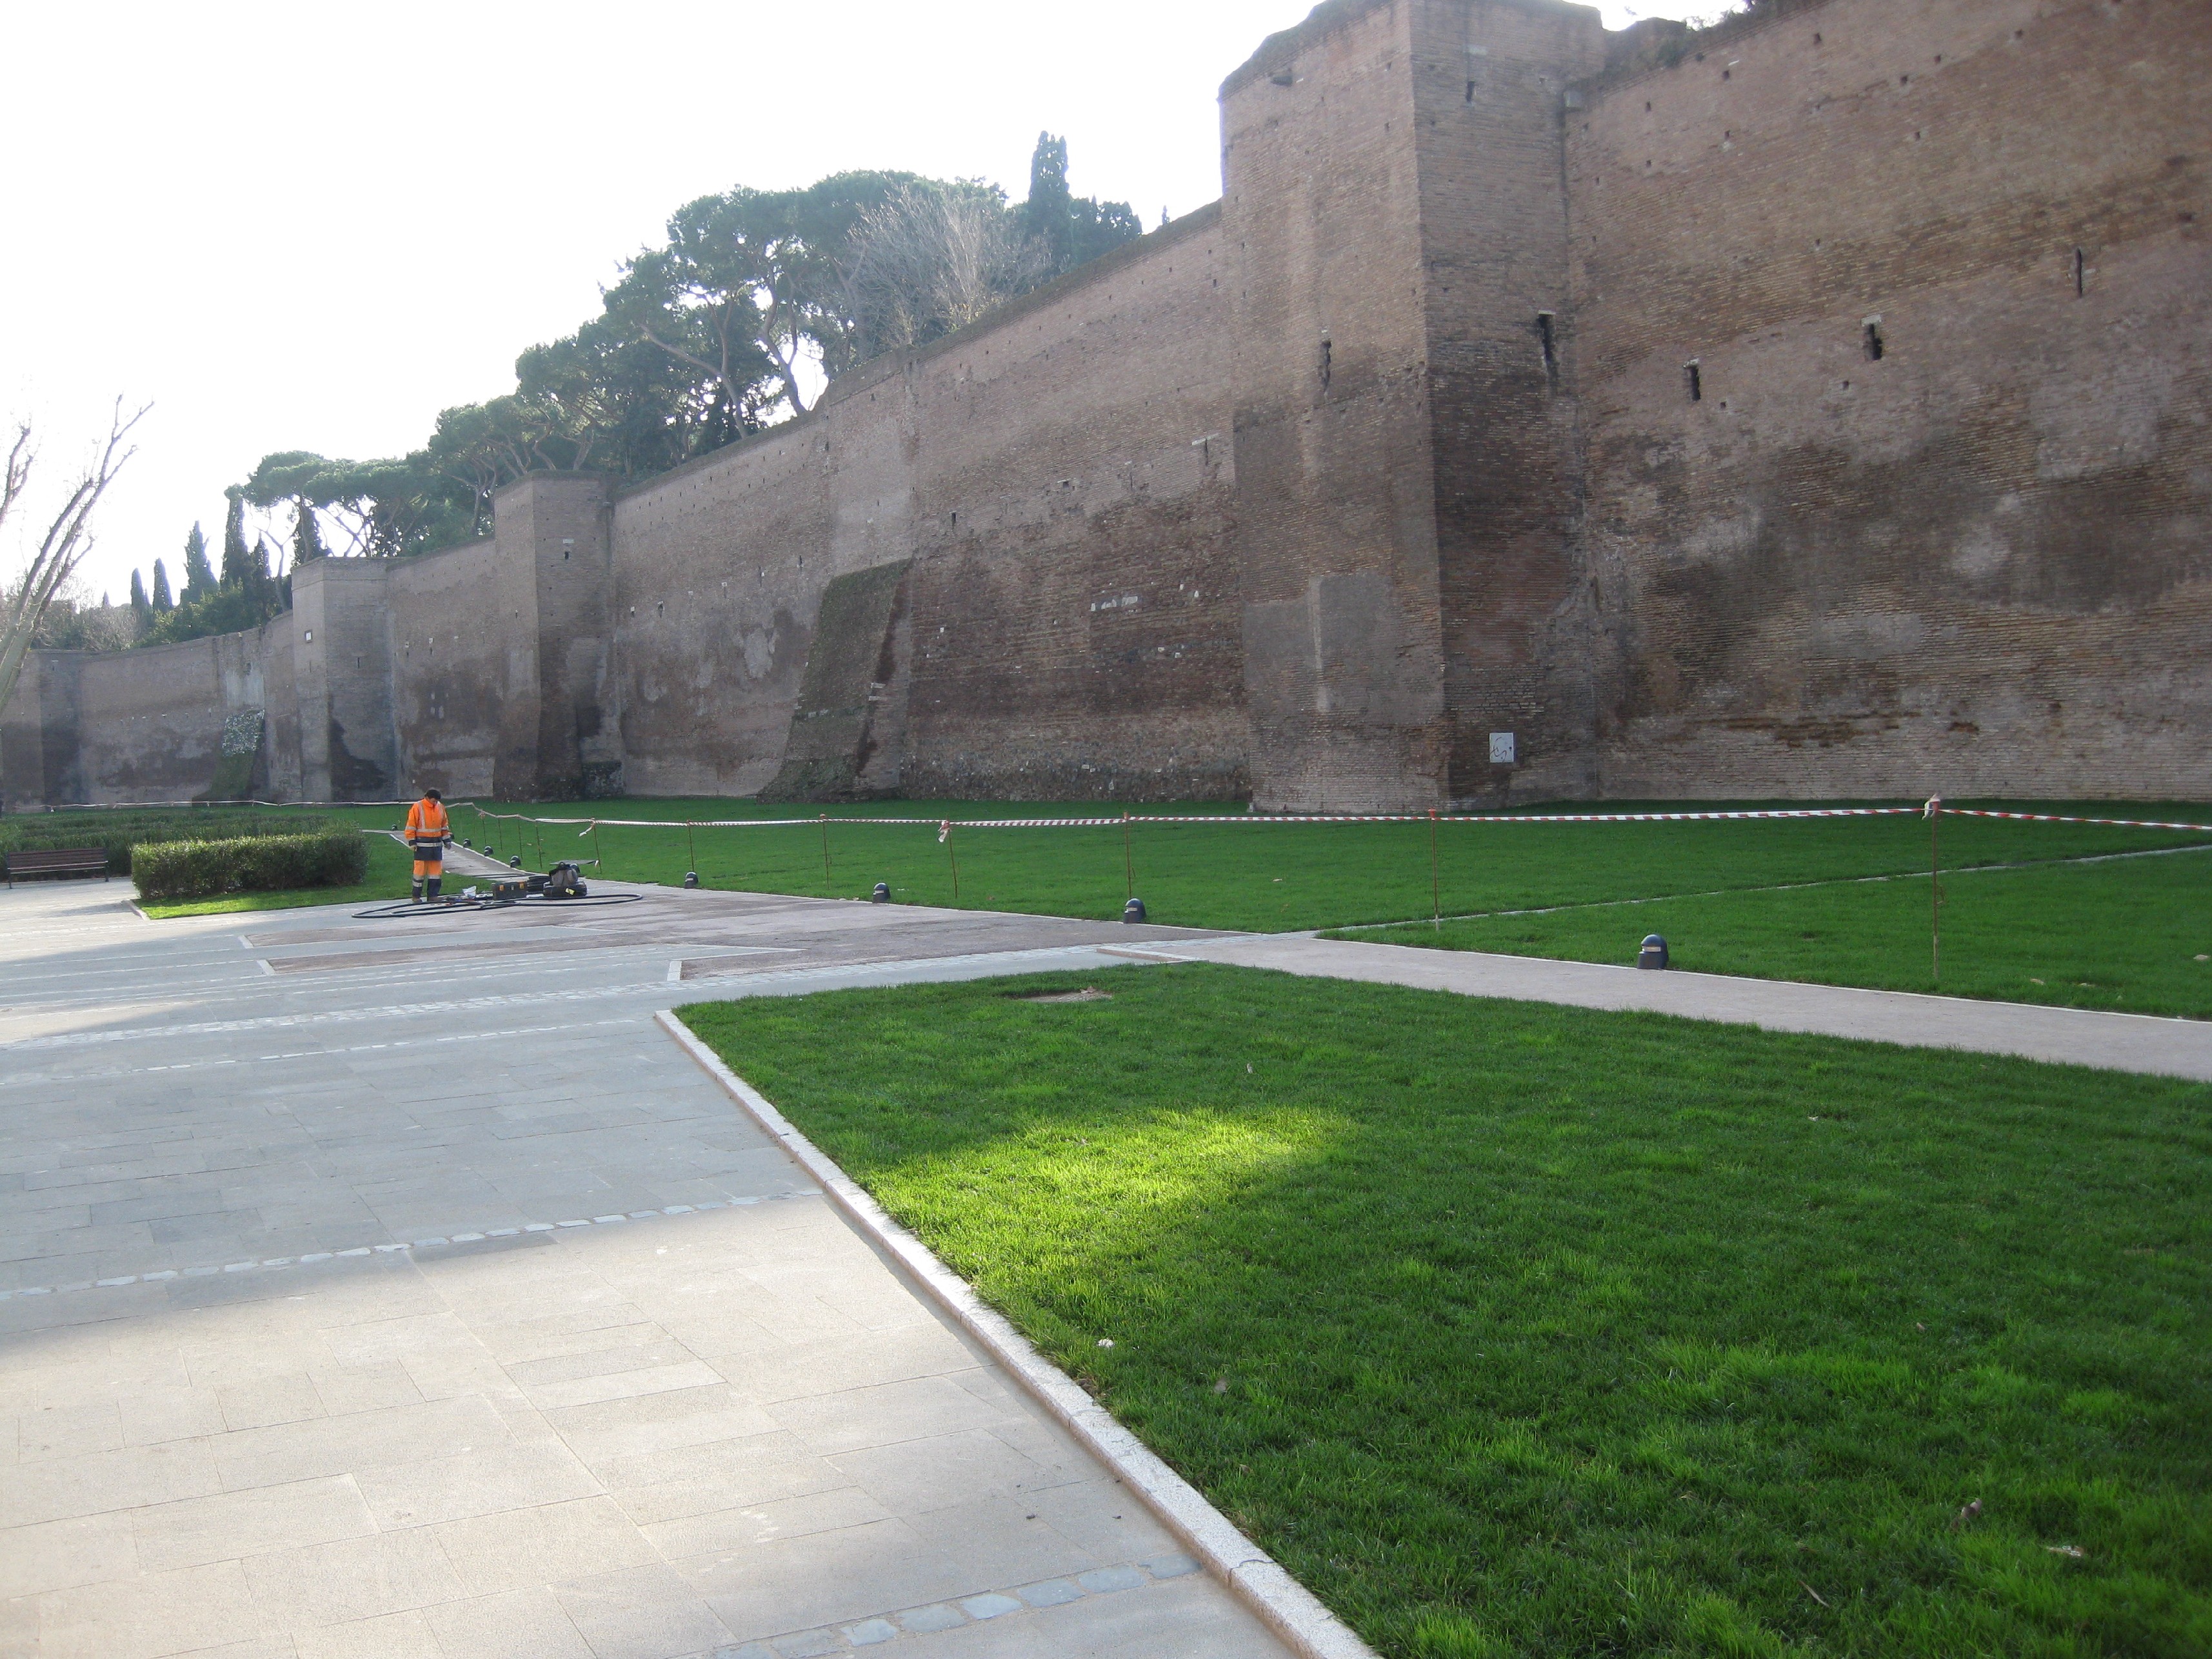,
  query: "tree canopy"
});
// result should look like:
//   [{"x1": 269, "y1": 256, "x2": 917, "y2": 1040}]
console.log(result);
[{"x1": 116, "y1": 136, "x2": 1141, "y2": 651}]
